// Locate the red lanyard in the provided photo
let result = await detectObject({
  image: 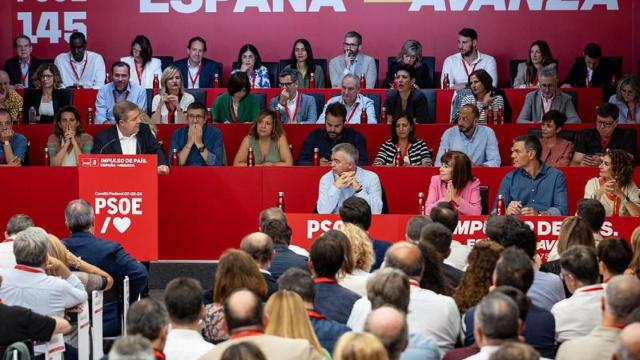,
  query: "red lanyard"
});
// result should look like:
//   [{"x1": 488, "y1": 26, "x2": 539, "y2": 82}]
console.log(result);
[
  {"x1": 396, "y1": 142, "x2": 409, "y2": 158},
  {"x1": 167, "y1": 103, "x2": 177, "y2": 124},
  {"x1": 307, "y1": 310, "x2": 326, "y2": 320},
  {"x1": 346, "y1": 102, "x2": 360, "y2": 124},
  {"x1": 153, "y1": 349, "x2": 166, "y2": 360},
  {"x1": 113, "y1": 90, "x2": 129, "y2": 104},
  {"x1": 20, "y1": 60, "x2": 30, "y2": 86},
  {"x1": 134, "y1": 64, "x2": 143, "y2": 86},
  {"x1": 409, "y1": 279, "x2": 420, "y2": 288},
  {"x1": 230, "y1": 102, "x2": 239, "y2": 122},
  {"x1": 284, "y1": 94, "x2": 301, "y2": 124},
  {"x1": 230, "y1": 330, "x2": 264, "y2": 340},
  {"x1": 462, "y1": 59, "x2": 477, "y2": 77},
  {"x1": 70, "y1": 55, "x2": 88, "y2": 83},
  {"x1": 628, "y1": 103, "x2": 636, "y2": 122},
  {"x1": 314, "y1": 277, "x2": 337, "y2": 285},
  {"x1": 188, "y1": 63, "x2": 203, "y2": 88},
  {"x1": 14, "y1": 264, "x2": 44, "y2": 273},
  {"x1": 577, "y1": 285, "x2": 604, "y2": 293}
]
